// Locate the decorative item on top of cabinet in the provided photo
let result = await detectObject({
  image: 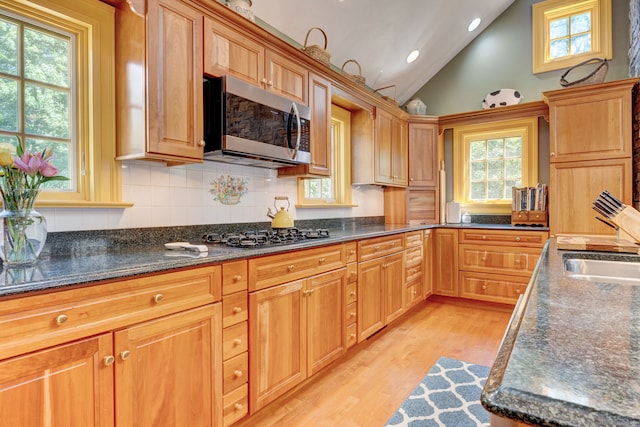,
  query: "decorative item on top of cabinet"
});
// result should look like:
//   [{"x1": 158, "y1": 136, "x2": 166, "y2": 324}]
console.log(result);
[
  {"x1": 226, "y1": 0, "x2": 255, "y2": 22},
  {"x1": 544, "y1": 78, "x2": 638, "y2": 237},
  {"x1": 203, "y1": 14, "x2": 308, "y2": 104},
  {"x1": 301, "y1": 27, "x2": 331, "y2": 65},
  {"x1": 115, "y1": 0, "x2": 205, "y2": 164}
]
